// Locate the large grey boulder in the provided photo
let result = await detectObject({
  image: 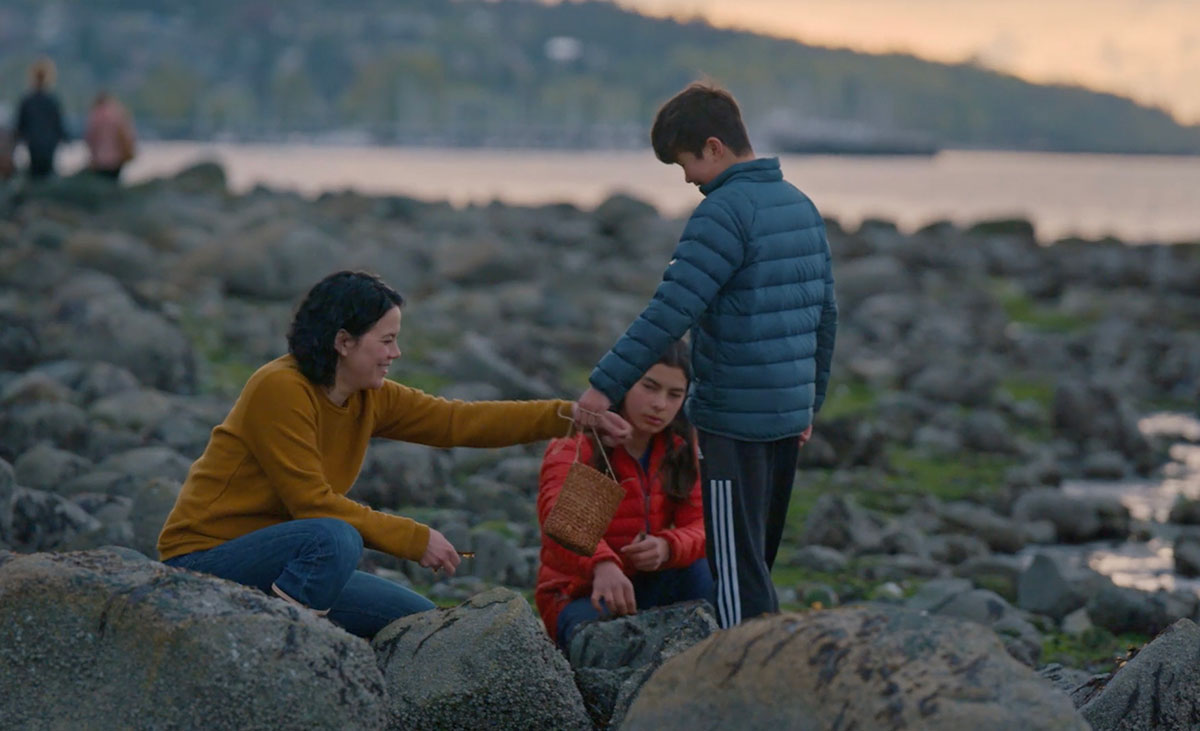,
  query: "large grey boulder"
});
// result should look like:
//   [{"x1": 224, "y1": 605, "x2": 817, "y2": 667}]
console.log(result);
[
  {"x1": 568, "y1": 600, "x2": 717, "y2": 729},
  {"x1": 432, "y1": 234, "x2": 530, "y2": 285},
  {"x1": 60, "y1": 493, "x2": 136, "y2": 550},
  {"x1": 0, "y1": 400, "x2": 90, "y2": 462},
  {"x1": 1173, "y1": 536, "x2": 1200, "y2": 577},
  {"x1": 1012, "y1": 489, "x2": 1130, "y2": 543},
  {"x1": 1017, "y1": 553, "x2": 1092, "y2": 620},
  {"x1": 13, "y1": 442, "x2": 94, "y2": 492},
  {"x1": 789, "y1": 544, "x2": 850, "y2": 573},
  {"x1": 96, "y1": 446, "x2": 193, "y2": 484},
  {"x1": 1052, "y1": 380, "x2": 1153, "y2": 470},
  {"x1": 0, "y1": 370, "x2": 75, "y2": 406},
  {"x1": 186, "y1": 220, "x2": 348, "y2": 300},
  {"x1": 801, "y1": 493, "x2": 883, "y2": 553},
  {"x1": 1086, "y1": 582, "x2": 1172, "y2": 636},
  {"x1": 438, "y1": 332, "x2": 557, "y2": 399},
  {"x1": 7, "y1": 485, "x2": 102, "y2": 551},
  {"x1": 926, "y1": 588, "x2": 1043, "y2": 666},
  {"x1": 623, "y1": 605, "x2": 1088, "y2": 730},
  {"x1": 371, "y1": 587, "x2": 590, "y2": 730},
  {"x1": 0, "y1": 550, "x2": 387, "y2": 729},
  {"x1": 465, "y1": 526, "x2": 531, "y2": 587},
  {"x1": 936, "y1": 501, "x2": 1027, "y2": 553},
  {"x1": 169, "y1": 160, "x2": 228, "y2": 194},
  {"x1": 1081, "y1": 619, "x2": 1200, "y2": 730},
  {"x1": 907, "y1": 359, "x2": 998, "y2": 406},
  {"x1": 62, "y1": 230, "x2": 159, "y2": 284},
  {"x1": 42, "y1": 272, "x2": 197, "y2": 393},
  {"x1": 25, "y1": 359, "x2": 141, "y2": 405},
  {"x1": 834, "y1": 255, "x2": 916, "y2": 308},
  {"x1": 128, "y1": 477, "x2": 183, "y2": 558},
  {"x1": 962, "y1": 410, "x2": 1019, "y2": 453},
  {"x1": 906, "y1": 580, "x2": 1043, "y2": 666},
  {"x1": 20, "y1": 172, "x2": 125, "y2": 211},
  {"x1": 592, "y1": 193, "x2": 661, "y2": 255},
  {"x1": 89, "y1": 387, "x2": 176, "y2": 432},
  {"x1": 354, "y1": 440, "x2": 452, "y2": 509},
  {"x1": 1037, "y1": 663, "x2": 1100, "y2": 705}
]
